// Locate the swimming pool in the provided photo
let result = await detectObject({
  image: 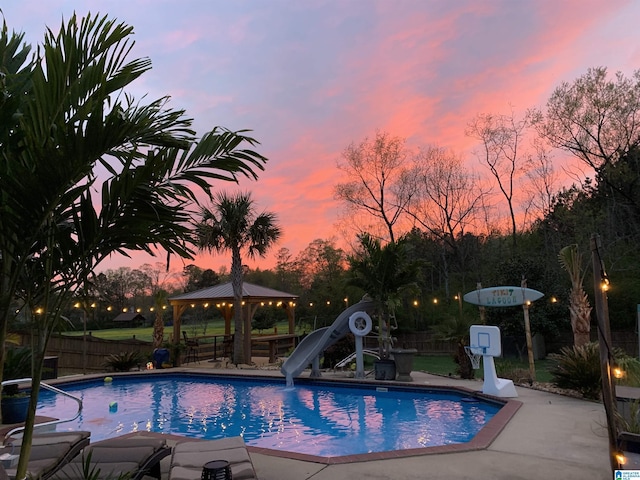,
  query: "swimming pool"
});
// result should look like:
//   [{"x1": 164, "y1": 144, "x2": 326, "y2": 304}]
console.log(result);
[{"x1": 37, "y1": 373, "x2": 506, "y2": 460}]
